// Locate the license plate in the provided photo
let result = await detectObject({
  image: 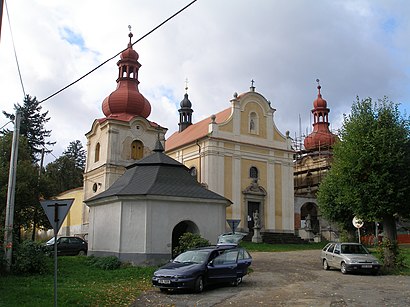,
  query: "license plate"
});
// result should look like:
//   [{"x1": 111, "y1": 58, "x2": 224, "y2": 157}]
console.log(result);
[
  {"x1": 158, "y1": 279, "x2": 171, "y2": 284},
  {"x1": 362, "y1": 264, "x2": 372, "y2": 268}
]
